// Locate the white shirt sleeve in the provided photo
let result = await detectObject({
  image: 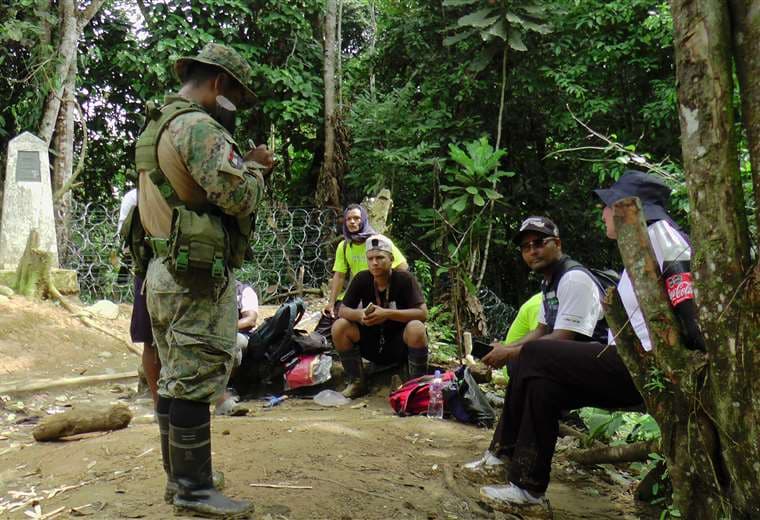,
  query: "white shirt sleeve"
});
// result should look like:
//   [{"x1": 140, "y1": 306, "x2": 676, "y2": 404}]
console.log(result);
[
  {"x1": 116, "y1": 189, "x2": 138, "y2": 235},
  {"x1": 553, "y1": 270, "x2": 603, "y2": 337},
  {"x1": 537, "y1": 299, "x2": 546, "y2": 325},
  {"x1": 239, "y1": 286, "x2": 259, "y2": 314},
  {"x1": 614, "y1": 220, "x2": 691, "y2": 351}
]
